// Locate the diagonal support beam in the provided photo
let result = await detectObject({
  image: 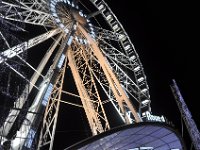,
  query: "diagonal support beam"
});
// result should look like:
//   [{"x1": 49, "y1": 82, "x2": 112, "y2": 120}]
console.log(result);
[
  {"x1": 37, "y1": 61, "x2": 67, "y2": 150},
  {"x1": 78, "y1": 24, "x2": 142, "y2": 123},
  {"x1": 68, "y1": 49, "x2": 105, "y2": 136},
  {"x1": 0, "y1": 28, "x2": 61, "y2": 64},
  {"x1": 0, "y1": 34, "x2": 63, "y2": 138}
]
